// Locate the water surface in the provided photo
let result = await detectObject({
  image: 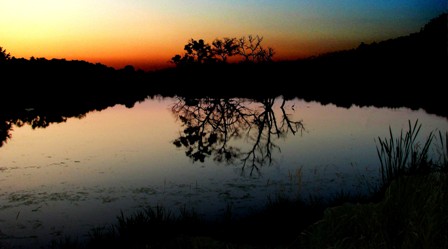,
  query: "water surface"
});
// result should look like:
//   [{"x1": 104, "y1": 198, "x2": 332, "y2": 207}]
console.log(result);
[{"x1": 0, "y1": 97, "x2": 447, "y2": 247}]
